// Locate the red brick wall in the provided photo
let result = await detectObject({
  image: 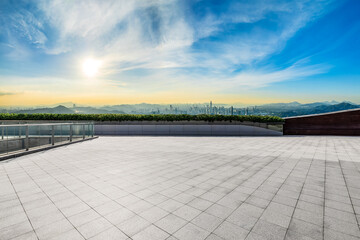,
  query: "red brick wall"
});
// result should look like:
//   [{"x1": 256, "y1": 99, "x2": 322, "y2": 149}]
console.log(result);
[{"x1": 283, "y1": 109, "x2": 360, "y2": 135}]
